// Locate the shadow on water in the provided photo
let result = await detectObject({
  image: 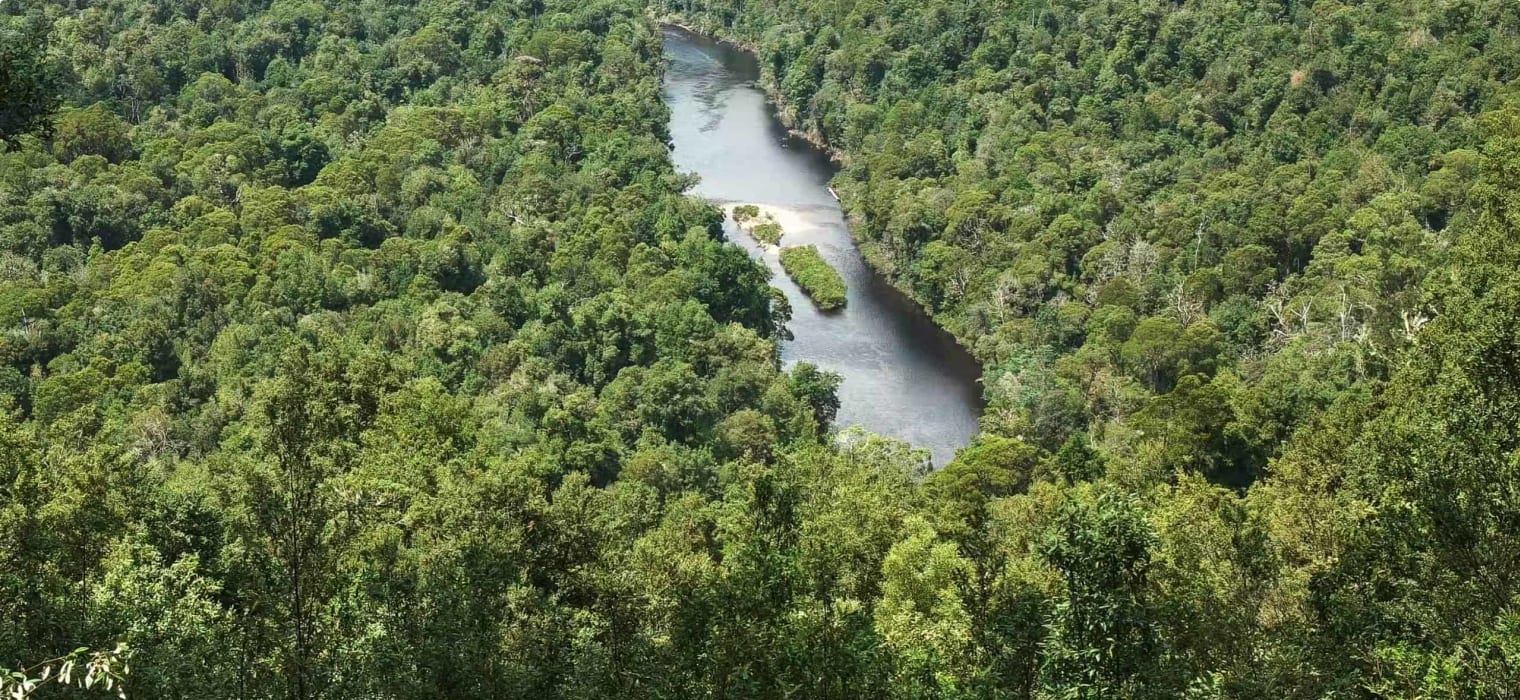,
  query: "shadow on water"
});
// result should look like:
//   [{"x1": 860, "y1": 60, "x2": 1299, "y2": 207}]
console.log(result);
[{"x1": 661, "y1": 25, "x2": 984, "y2": 467}]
